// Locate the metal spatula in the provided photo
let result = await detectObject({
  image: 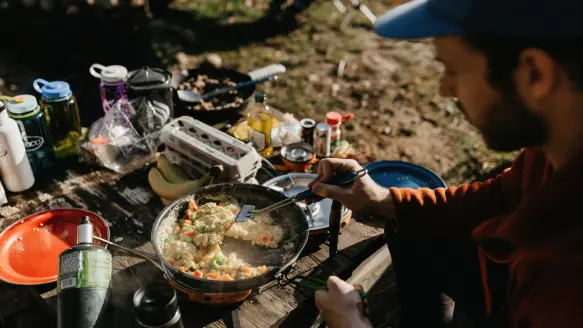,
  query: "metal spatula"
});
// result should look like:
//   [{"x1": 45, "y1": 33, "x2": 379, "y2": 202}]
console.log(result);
[{"x1": 233, "y1": 169, "x2": 368, "y2": 226}]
